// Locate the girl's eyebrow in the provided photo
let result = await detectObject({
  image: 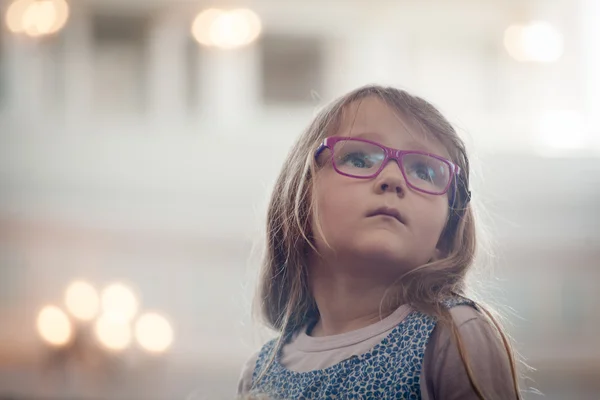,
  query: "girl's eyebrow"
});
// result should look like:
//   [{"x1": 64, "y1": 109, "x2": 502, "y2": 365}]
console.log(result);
[
  {"x1": 349, "y1": 131, "x2": 387, "y2": 142},
  {"x1": 349, "y1": 132, "x2": 444, "y2": 155},
  {"x1": 398, "y1": 140, "x2": 441, "y2": 154}
]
